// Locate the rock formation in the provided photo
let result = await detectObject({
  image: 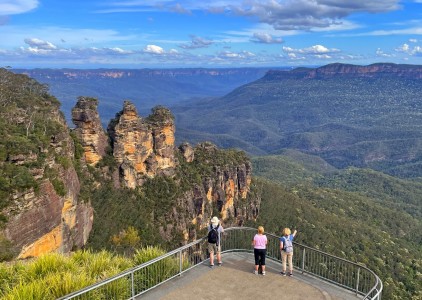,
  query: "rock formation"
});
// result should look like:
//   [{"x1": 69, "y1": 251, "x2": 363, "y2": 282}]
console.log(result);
[
  {"x1": 106, "y1": 101, "x2": 176, "y2": 188},
  {"x1": 71, "y1": 97, "x2": 108, "y2": 166},
  {"x1": 0, "y1": 66, "x2": 258, "y2": 260},
  {"x1": 72, "y1": 98, "x2": 259, "y2": 242}
]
